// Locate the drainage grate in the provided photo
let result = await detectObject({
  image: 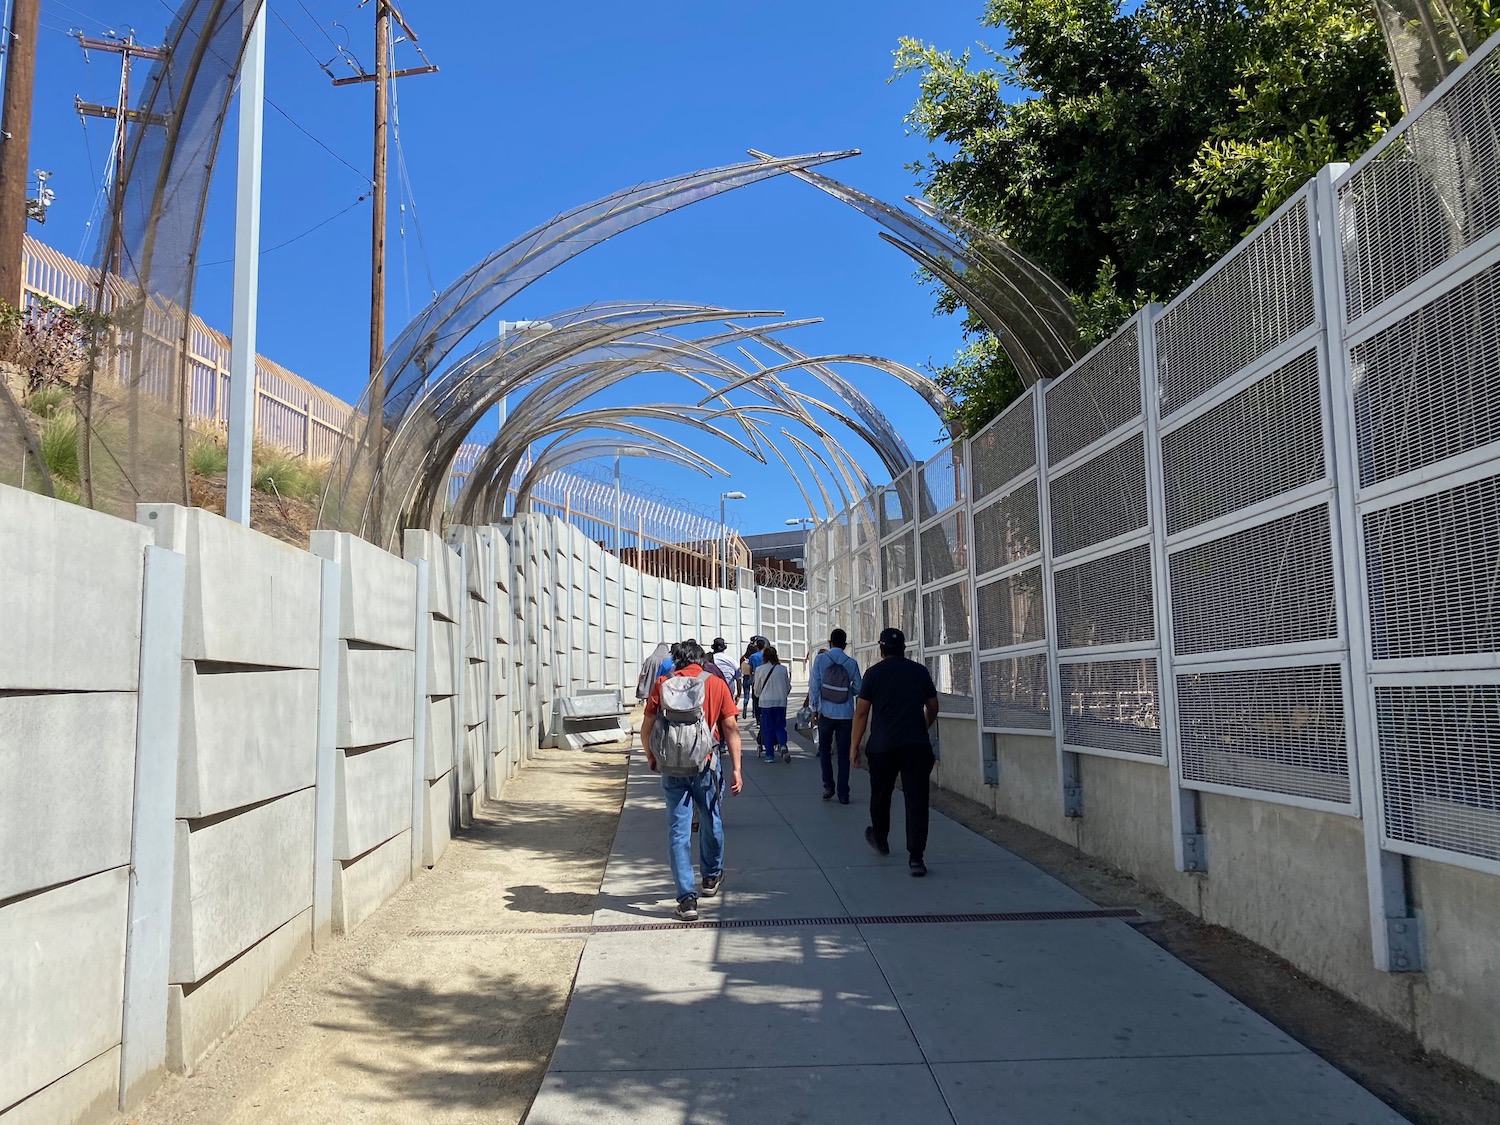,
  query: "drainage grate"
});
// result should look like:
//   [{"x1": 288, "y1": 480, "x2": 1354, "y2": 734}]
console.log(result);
[{"x1": 409, "y1": 907, "x2": 1142, "y2": 938}]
